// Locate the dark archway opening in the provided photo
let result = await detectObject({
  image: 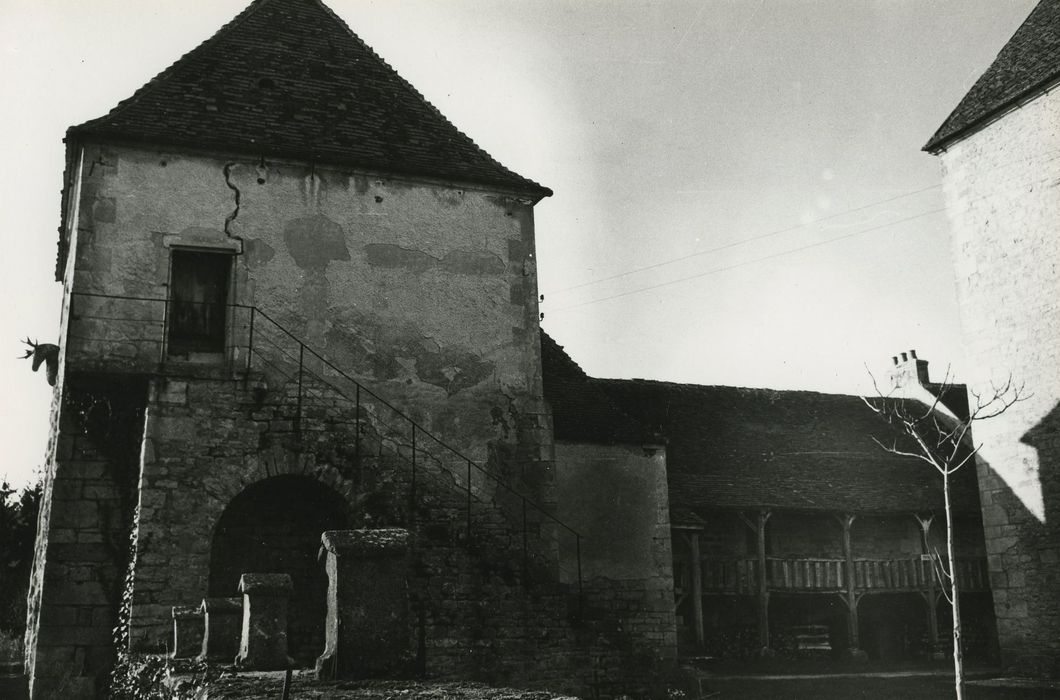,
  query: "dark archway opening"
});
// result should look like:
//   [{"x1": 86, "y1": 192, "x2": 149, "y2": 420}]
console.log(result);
[
  {"x1": 939, "y1": 592, "x2": 999, "y2": 662},
  {"x1": 208, "y1": 475, "x2": 351, "y2": 665},
  {"x1": 858, "y1": 593, "x2": 929, "y2": 661}
]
